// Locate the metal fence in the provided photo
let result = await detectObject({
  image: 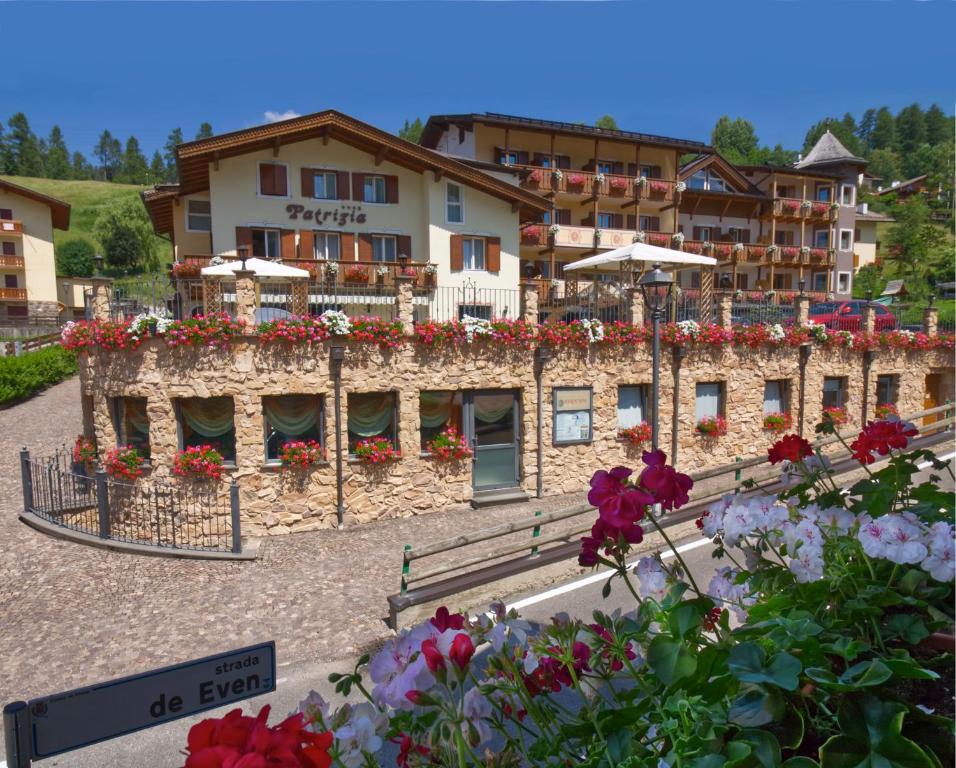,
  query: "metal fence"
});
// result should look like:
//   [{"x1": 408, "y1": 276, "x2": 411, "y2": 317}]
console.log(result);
[
  {"x1": 307, "y1": 282, "x2": 398, "y2": 321},
  {"x1": 730, "y1": 300, "x2": 795, "y2": 327},
  {"x1": 20, "y1": 447, "x2": 240, "y2": 554},
  {"x1": 423, "y1": 285, "x2": 522, "y2": 323}
]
